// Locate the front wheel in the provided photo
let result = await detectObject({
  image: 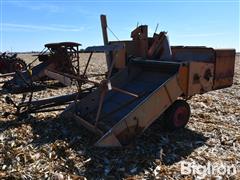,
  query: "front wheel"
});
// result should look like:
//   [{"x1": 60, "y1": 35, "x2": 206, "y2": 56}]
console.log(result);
[
  {"x1": 11, "y1": 58, "x2": 27, "y2": 72},
  {"x1": 163, "y1": 100, "x2": 191, "y2": 130}
]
